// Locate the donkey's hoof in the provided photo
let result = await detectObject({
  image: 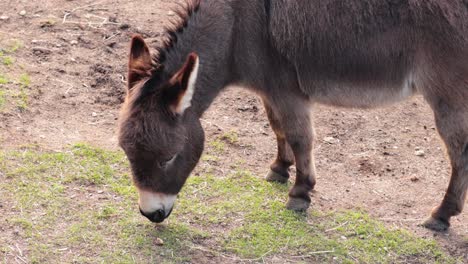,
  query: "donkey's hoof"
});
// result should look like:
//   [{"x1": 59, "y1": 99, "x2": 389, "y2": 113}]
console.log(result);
[
  {"x1": 286, "y1": 197, "x2": 310, "y2": 212},
  {"x1": 421, "y1": 216, "x2": 450, "y2": 232},
  {"x1": 266, "y1": 170, "x2": 289, "y2": 184}
]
